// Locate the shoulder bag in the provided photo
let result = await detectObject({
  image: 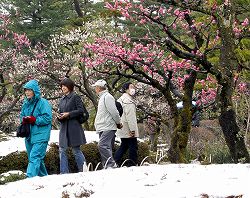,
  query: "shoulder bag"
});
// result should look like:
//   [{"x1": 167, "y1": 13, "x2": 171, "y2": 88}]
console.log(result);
[{"x1": 17, "y1": 99, "x2": 39, "y2": 138}]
